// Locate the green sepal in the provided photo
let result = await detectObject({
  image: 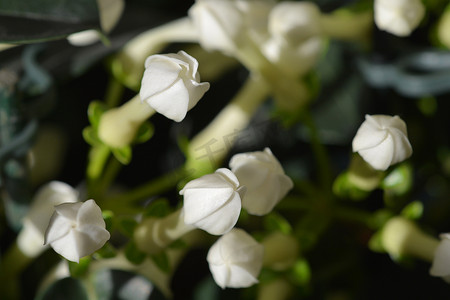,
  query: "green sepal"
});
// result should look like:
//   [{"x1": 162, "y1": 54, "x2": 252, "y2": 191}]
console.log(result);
[
  {"x1": 381, "y1": 163, "x2": 413, "y2": 196},
  {"x1": 134, "y1": 121, "x2": 154, "y2": 144},
  {"x1": 150, "y1": 251, "x2": 170, "y2": 273},
  {"x1": 111, "y1": 146, "x2": 132, "y2": 165},
  {"x1": 68, "y1": 256, "x2": 92, "y2": 278},
  {"x1": 87, "y1": 101, "x2": 108, "y2": 129},
  {"x1": 124, "y1": 241, "x2": 147, "y2": 265},
  {"x1": 332, "y1": 171, "x2": 370, "y2": 201},
  {"x1": 290, "y1": 259, "x2": 311, "y2": 286},
  {"x1": 82, "y1": 126, "x2": 102, "y2": 147},
  {"x1": 143, "y1": 199, "x2": 172, "y2": 218},
  {"x1": 368, "y1": 230, "x2": 385, "y2": 253},
  {"x1": 263, "y1": 212, "x2": 293, "y2": 235},
  {"x1": 401, "y1": 201, "x2": 424, "y2": 220}
]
